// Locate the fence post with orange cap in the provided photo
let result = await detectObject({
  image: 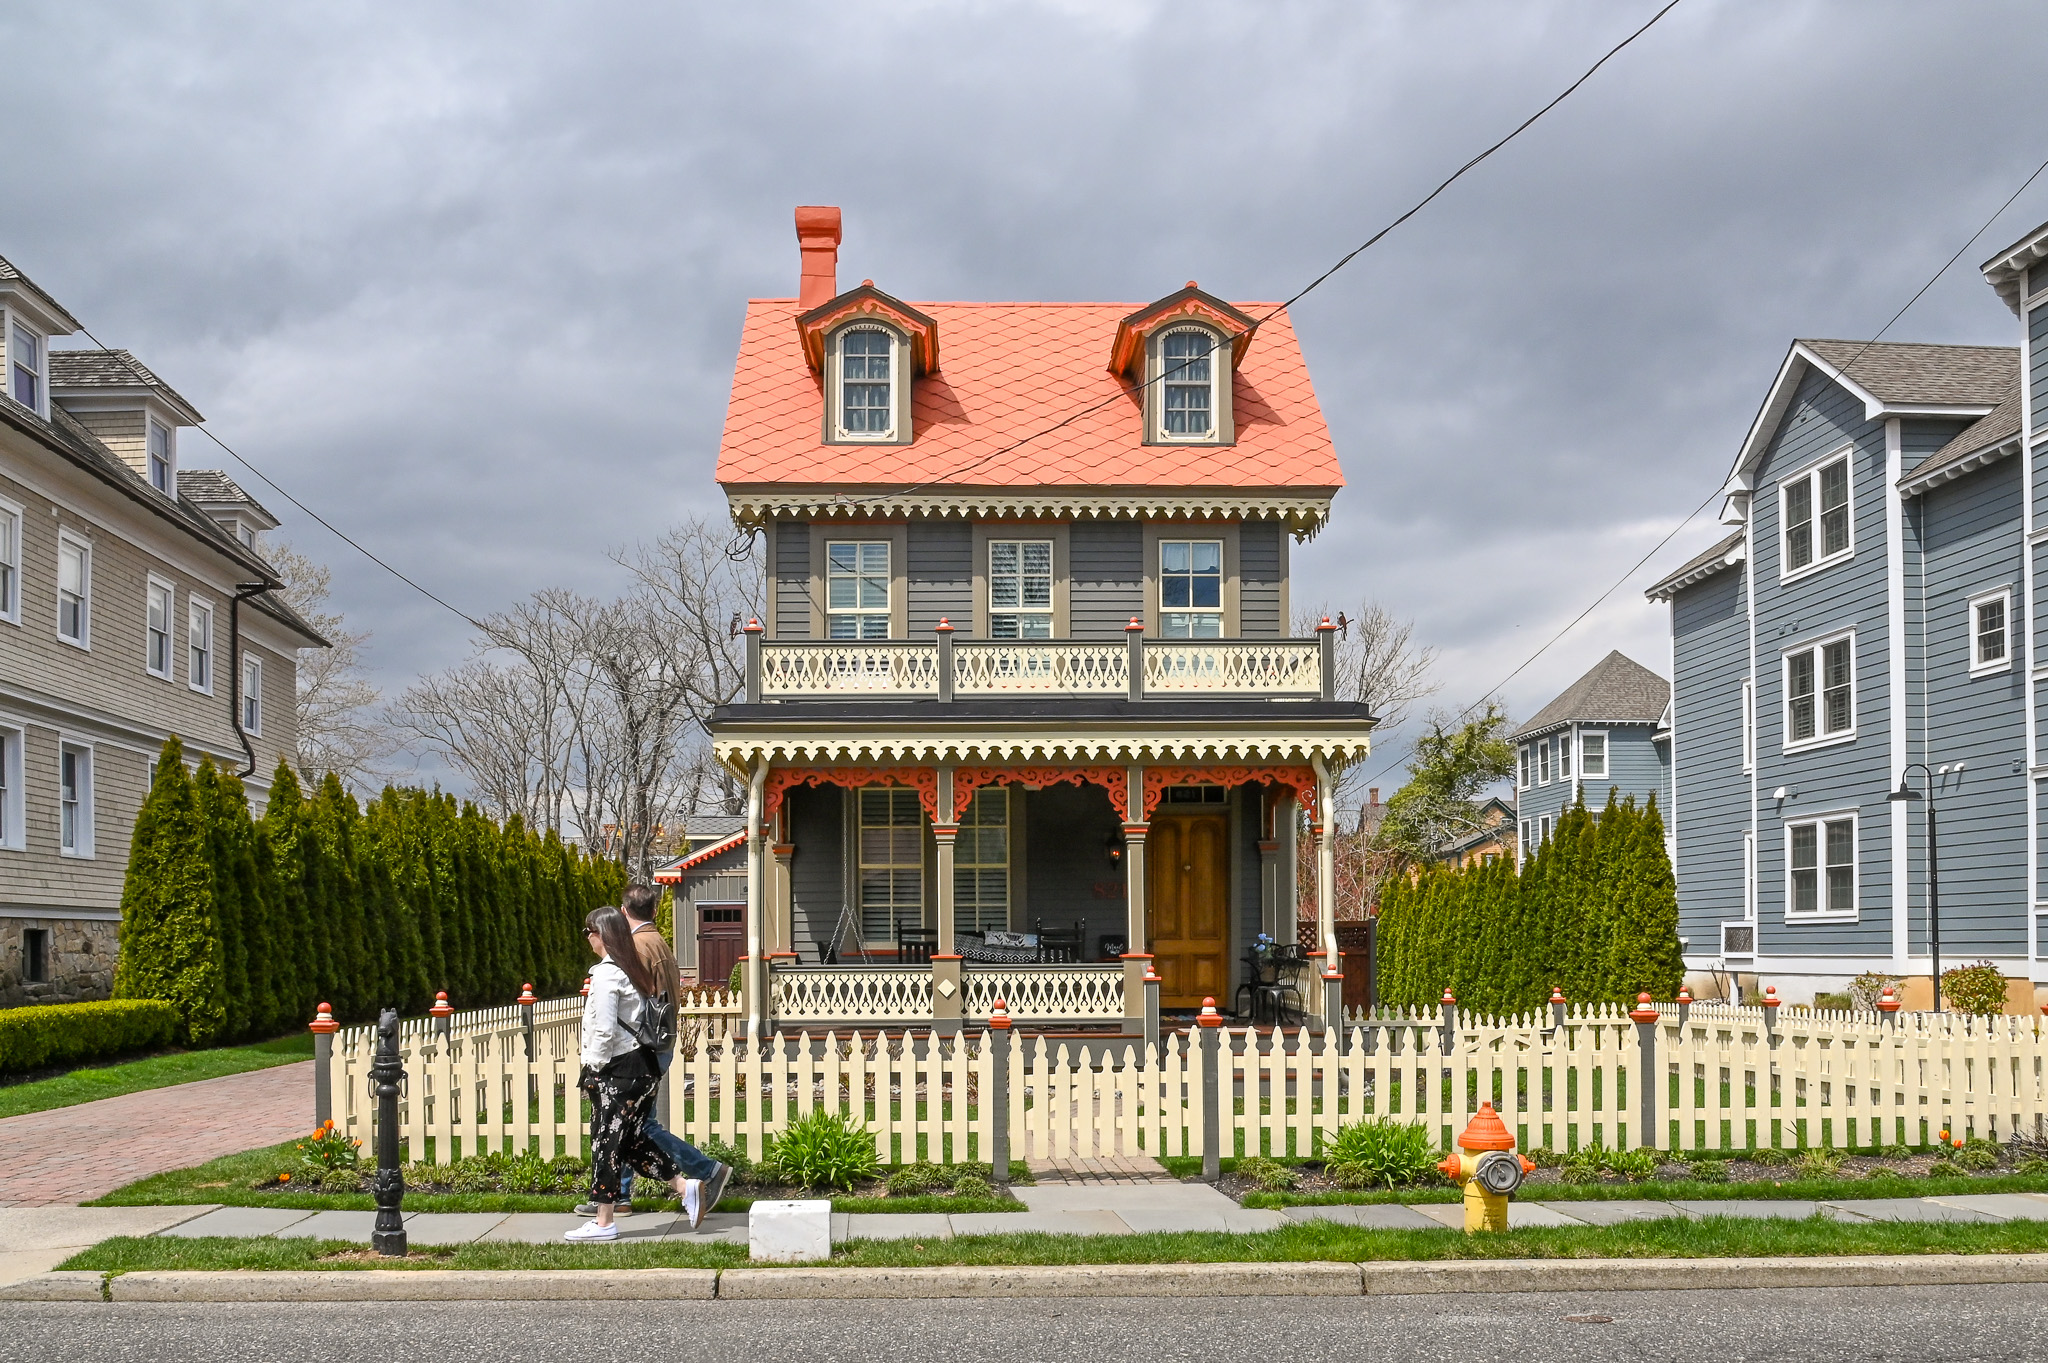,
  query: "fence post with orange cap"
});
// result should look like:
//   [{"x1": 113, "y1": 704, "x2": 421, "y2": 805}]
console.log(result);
[
  {"x1": 518, "y1": 982, "x2": 537, "y2": 1061},
  {"x1": 1548, "y1": 986, "x2": 1567, "y2": 1033},
  {"x1": 743, "y1": 617, "x2": 763, "y2": 704},
  {"x1": 430, "y1": 990, "x2": 454, "y2": 1047},
  {"x1": 309, "y1": 1002, "x2": 339, "y2": 1129},
  {"x1": 1197, "y1": 998, "x2": 1224, "y2": 1183},
  {"x1": 1876, "y1": 984, "x2": 1902, "y2": 1027},
  {"x1": 934, "y1": 617, "x2": 956, "y2": 703},
  {"x1": 1126, "y1": 617, "x2": 1145, "y2": 702},
  {"x1": 987, "y1": 998, "x2": 1012, "y2": 1184},
  {"x1": 1438, "y1": 988, "x2": 1459, "y2": 1051},
  {"x1": 1629, "y1": 992, "x2": 1661, "y2": 1151},
  {"x1": 1434, "y1": 1102, "x2": 1535, "y2": 1233}
]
